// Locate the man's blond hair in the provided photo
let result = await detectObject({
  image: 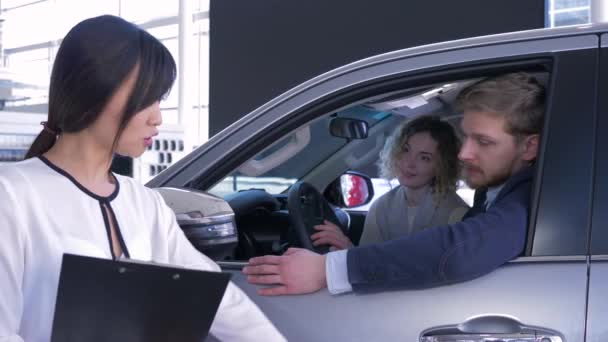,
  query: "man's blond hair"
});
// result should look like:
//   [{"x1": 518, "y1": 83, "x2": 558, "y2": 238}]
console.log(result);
[{"x1": 455, "y1": 72, "x2": 545, "y2": 140}]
